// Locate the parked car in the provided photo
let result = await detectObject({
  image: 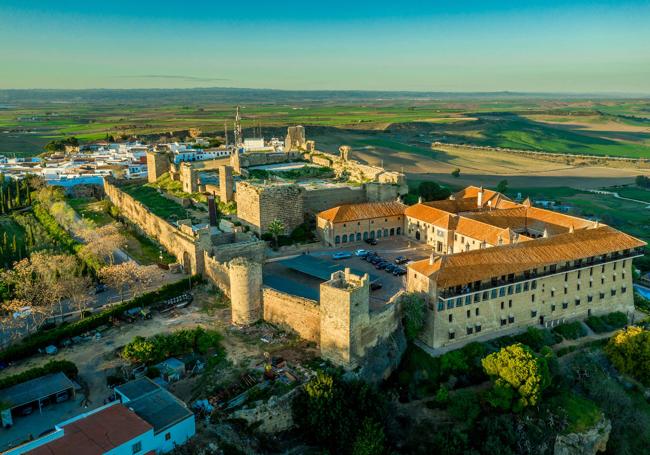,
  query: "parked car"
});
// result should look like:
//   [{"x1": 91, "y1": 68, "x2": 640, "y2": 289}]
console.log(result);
[
  {"x1": 375, "y1": 261, "x2": 388, "y2": 269},
  {"x1": 332, "y1": 252, "x2": 352, "y2": 260},
  {"x1": 369, "y1": 256, "x2": 382, "y2": 264},
  {"x1": 355, "y1": 249, "x2": 369, "y2": 257},
  {"x1": 394, "y1": 256, "x2": 410, "y2": 265},
  {"x1": 393, "y1": 267, "x2": 407, "y2": 276},
  {"x1": 370, "y1": 281, "x2": 383, "y2": 291},
  {"x1": 363, "y1": 252, "x2": 375, "y2": 261},
  {"x1": 385, "y1": 264, "x2": 397, "y2": 273},
  {"x1": 365, "y1": 238, "x2": 378, "y2": 246}
]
